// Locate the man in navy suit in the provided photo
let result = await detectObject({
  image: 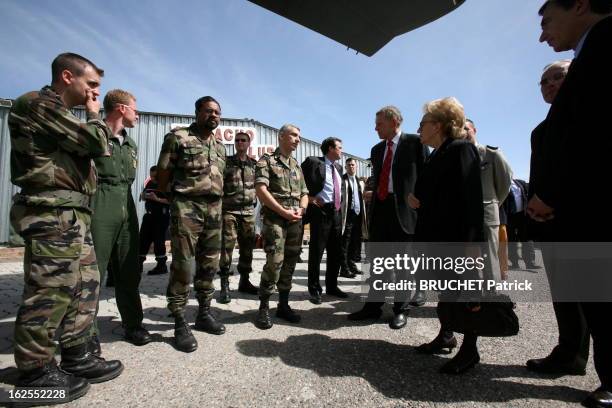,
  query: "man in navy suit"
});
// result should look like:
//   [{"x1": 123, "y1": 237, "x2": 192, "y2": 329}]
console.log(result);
[
  {"x1": 347, "y1": 106, "x2": 428, "y2": 329},
  {"x1": 529, "y1": 2, "x2": 612, "y2": 406},
  {"x1": 301, "y1": 137, "x2": 348, "y2": 304}
]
